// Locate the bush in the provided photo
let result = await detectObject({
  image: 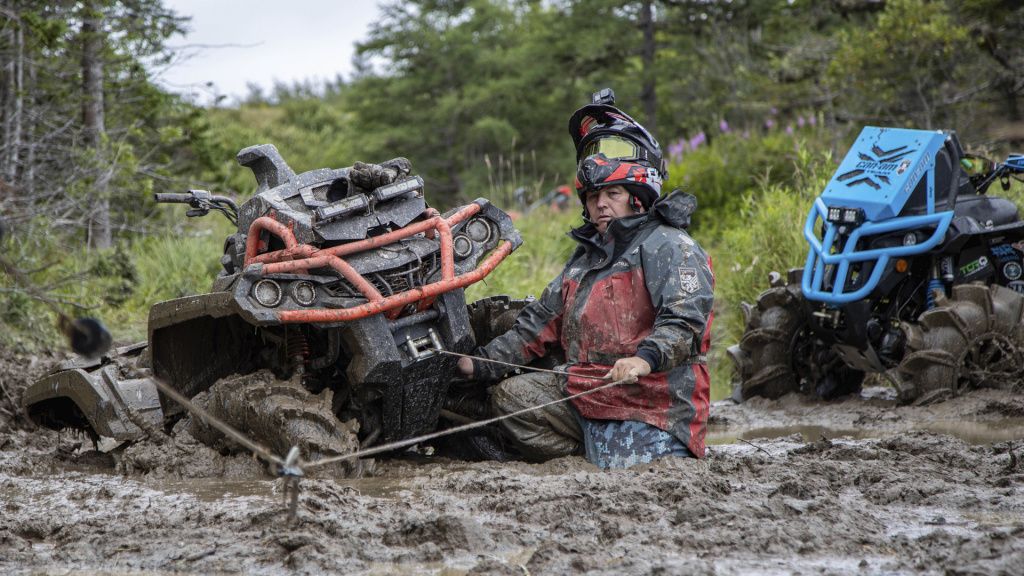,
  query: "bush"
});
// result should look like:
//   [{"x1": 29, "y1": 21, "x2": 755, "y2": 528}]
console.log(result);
[
  {"x1": 0, "y1": 216, "x2": 230, "y2": 350},
  {"x1": 703, "y1": 144, "x2": 834, "y2": 399},
  {"x1": 666, "y1": 129, "x2": 830, "y2": 241}
]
